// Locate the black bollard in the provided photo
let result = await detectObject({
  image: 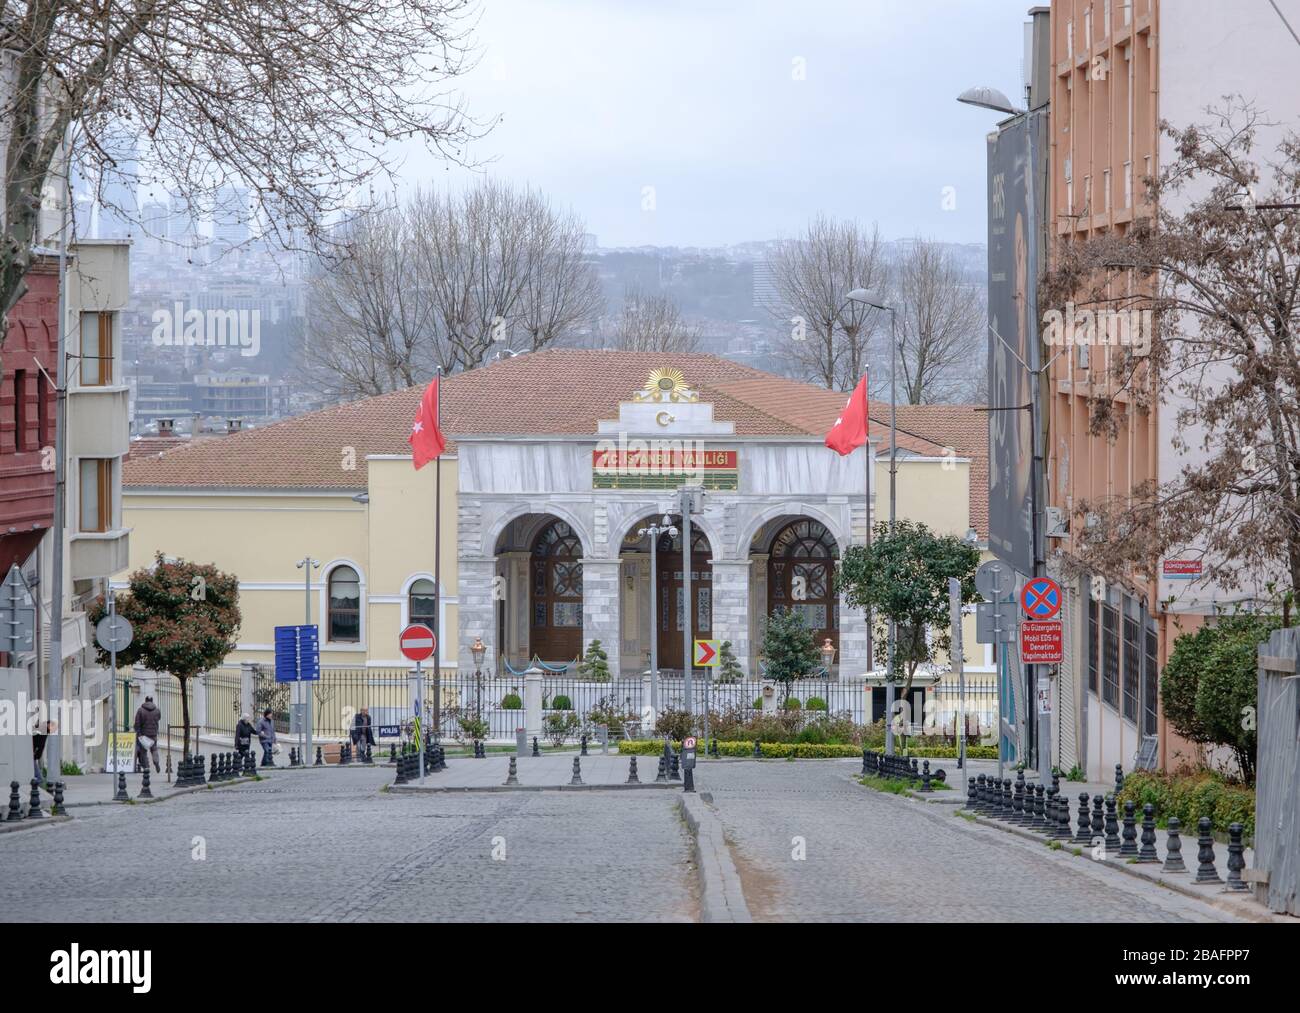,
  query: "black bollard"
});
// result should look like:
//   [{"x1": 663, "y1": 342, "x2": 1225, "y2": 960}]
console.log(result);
[
  {"x1": 1104, "y1": 796, "x2": 1121, "y2": 854},
  {"x1": 1120, "y1": 800, "x2": 1139, "y2": 856},
  {"x1": 288, "y1": 747, "x2": 297, "y2": 768},
  {"x1": 974, "y1": 774, "x2": 987, "y2": 809},
  {"x1": 52, "y1": 781, "x2": 65, "y2": 815},
  {"x1": 1163, "y1": 817, "x2": 1188, "y2": 873},
  {"x1": 389, "y1": 743, "x2": 397, "y2": 764},
  {"x1": 669, "y1": 749, "x2": 681, "y2": 781},
  {"x1": 1051, "y1": 790, "x2": 1072, "y2": 839},
  {"x1": 1091, "y1": 794, "x2": 1105, "y2": 845},
  {"x1": 627, "y1": 756, "x2": 640, "y2": 784},
  {"x1": 7, "y1": 781, "x2": 21, "y2": 821},
  {"x1": 965, "y1": 777, "x2": 977, "y2": 810},
  {"x1": 861, "y1": 748, "x2": 869, "y2": 776},
  {"x1": 580, "y1": 734, "x2": 588, "y2": 757},
  {"x1": 504, "y1": 757, "x2": 519, "y2": 786},
  {"x1": 165, "y1": 751, "x2": 173, "y2": 784},
  {"x1": 1075, "y1": 793, "x2": 1092, "y2": 843},
  {"x1": 655, "y1": 755, "x2": 668, "y2": 783},
  {"x1": 112, "y1": 772, "x2": 128, "y2": 804},
  {"x1": 532, "y1": 737, "x2": 540, "y2": 758},
  {"x1": 919, "y1": 760, "x2": 933, "y2": 793},
  {"x1": 1010, "y1": 779, "x2": 1025, "y2": 822},
  {"x1": 140, "y1": 767, "x2": 154, "y2": 799},
  {"x1": 195, "y1": 753, "x2": 206, "y2": 783},
  {"x1": 316, "y1": 746, "x2": 324, "y2": 766},
  {"x1": 1033, "y1": 784, "x2": 1047, "y2": 829},
  {"x1": 683, "y1": 766, "x2": 695, "y2": 793},
  {"x1": 209, "y1": 754, "x2": 219, "y2": 782},
  {"x1": 1194, "y1": 817, "x2": 1222, "y2": 883},
  {"x1": 570, "y1": 756, "x2": 583, "y2": 786},
  {"x1": 1013, "y1": 771, "x2": 1028, "y2": 822},
  {"x1": 1225, "y1": 823, "x2": 1249, "y2": 892},
  {"x1": 394, "y1": 752, "x2": 408, "y2": 784},
  {"x1": 1114, "y1": 763, "x2": 1125, "y2": 795},
  {"x1": 247, "y1": 752, "x2": 257, "y2": 777},
  {"x1": 29, "y1": 778, "x2": 46, "y2": 816},
  {"x1": 1137, "y1": 804, "x2": 1159, "y2": 863}
]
